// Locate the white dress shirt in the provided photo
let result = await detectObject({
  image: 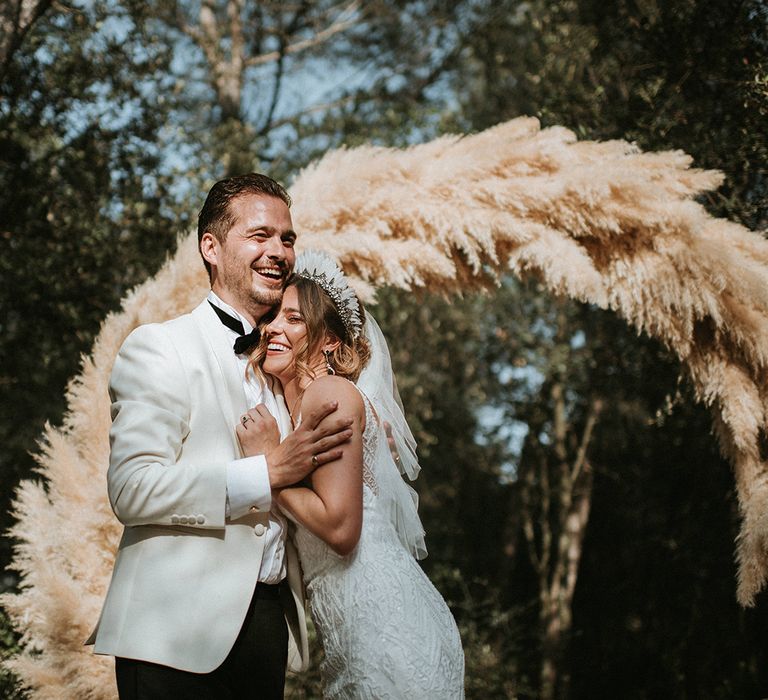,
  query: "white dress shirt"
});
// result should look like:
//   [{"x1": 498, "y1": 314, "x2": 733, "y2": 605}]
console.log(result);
[{"x1": 208, "y1": 291, "x2": 287, "y2": 584}]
